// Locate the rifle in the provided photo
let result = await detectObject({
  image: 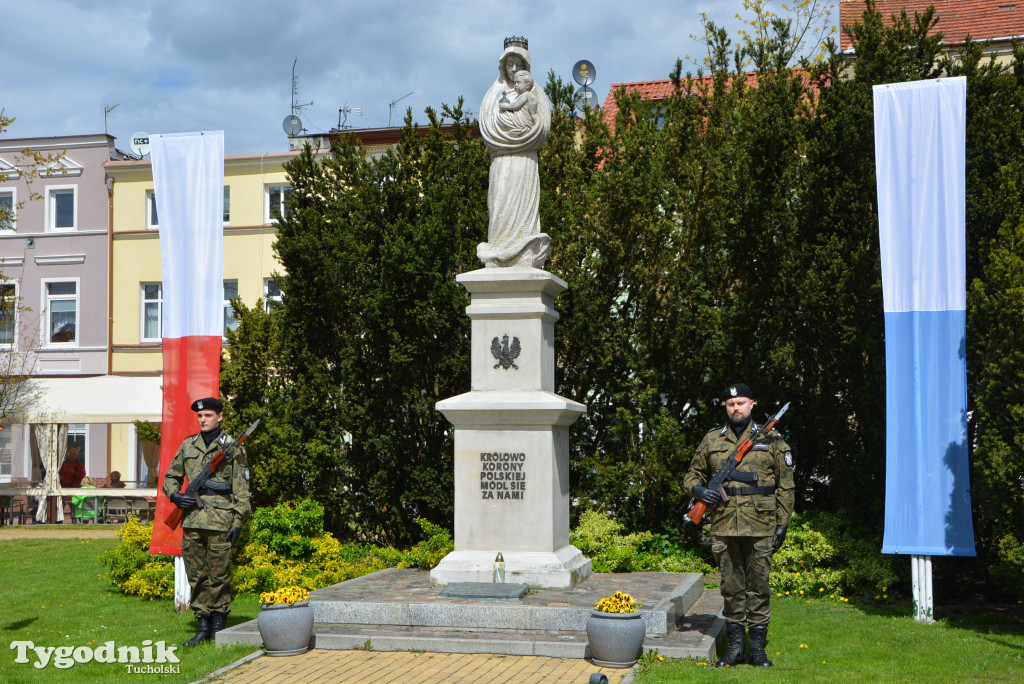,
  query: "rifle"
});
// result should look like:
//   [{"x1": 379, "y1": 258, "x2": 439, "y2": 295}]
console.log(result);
[
  {"x1": 683, "y1": 403, "x2": 790, "y2": 526},
  {"x1": 163, "y1": 420, "x2": 259, "y2": 530}
]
